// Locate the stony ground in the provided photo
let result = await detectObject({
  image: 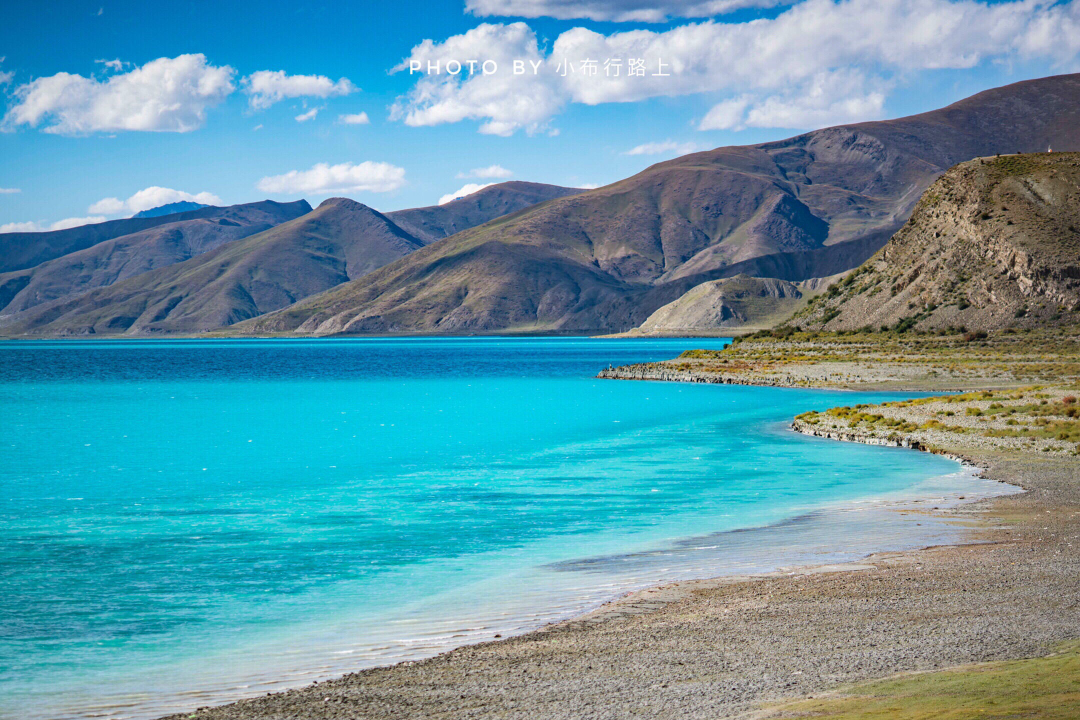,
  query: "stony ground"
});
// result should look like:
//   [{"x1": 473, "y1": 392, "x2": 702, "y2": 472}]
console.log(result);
[
  {"x1": 599, "y1": 327, "x2": 1080, "y2": 391},
  {"x1": 163, "y1": 331, "x2": 1080, "y2": 720}
]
